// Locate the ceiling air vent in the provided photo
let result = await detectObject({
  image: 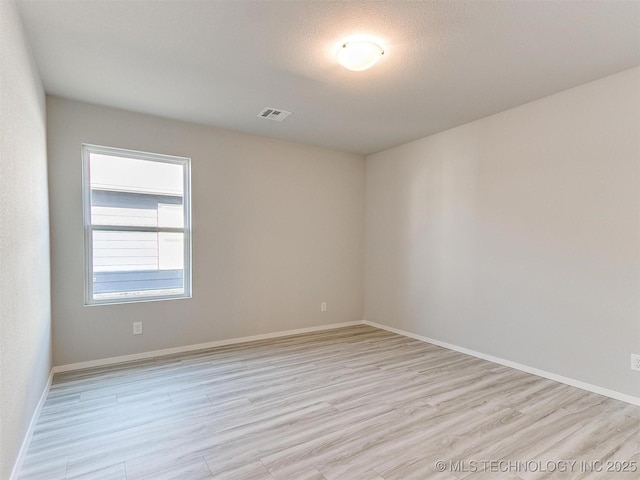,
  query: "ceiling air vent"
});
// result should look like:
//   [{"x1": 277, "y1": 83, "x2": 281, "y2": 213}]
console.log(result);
[{"x1": 257, "y1": 107, "x2": 292, "y2": 122}]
